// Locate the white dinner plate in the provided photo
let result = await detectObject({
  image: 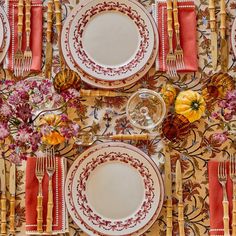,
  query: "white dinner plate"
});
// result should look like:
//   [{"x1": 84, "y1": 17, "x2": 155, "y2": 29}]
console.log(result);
[
  {"x1": 0, "y1": 6, "x2": 10, "y2": 64},
  {"x1": 61, "y1": 0, "x2": 158, "y2": 89},
  {"x1": 68, "y1": 0, "x2": 155, "y2": 82},
  {"x1": 65, "y1": 142, "x2": 164, "y2": 236},
  {"x1": 231, "y1": 17, "x2": 236, "y2": 58}
]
